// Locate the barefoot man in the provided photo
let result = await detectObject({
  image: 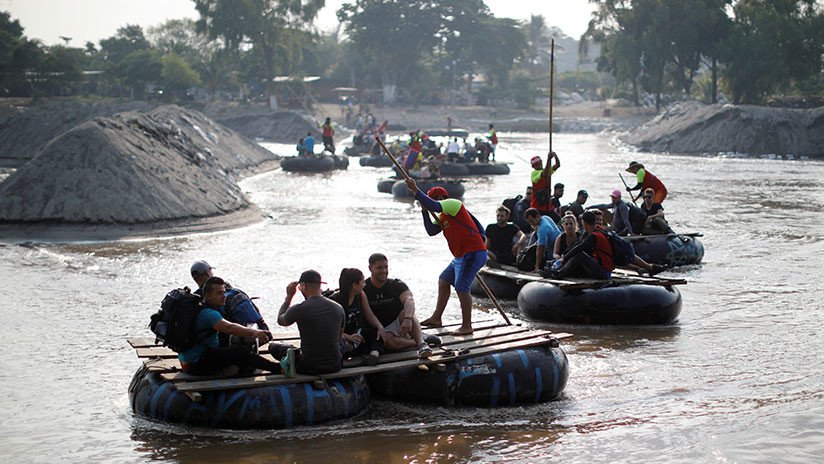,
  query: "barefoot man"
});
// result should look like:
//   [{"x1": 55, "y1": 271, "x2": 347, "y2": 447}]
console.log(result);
[{"x1": 406, "y1": 179, "x2": 488, "y2": 335}]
